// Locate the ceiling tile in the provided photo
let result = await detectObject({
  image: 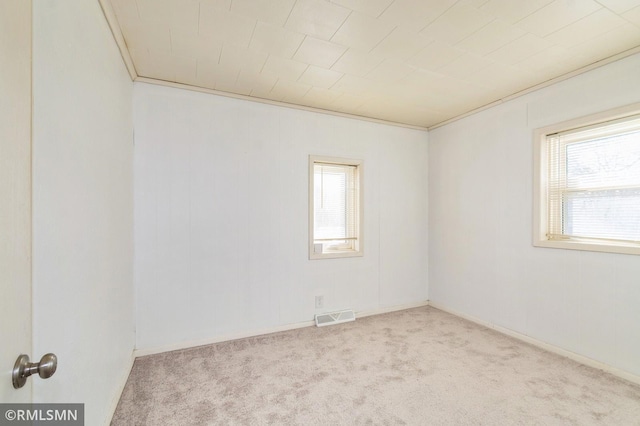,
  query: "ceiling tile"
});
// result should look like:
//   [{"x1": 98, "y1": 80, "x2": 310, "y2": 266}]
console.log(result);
[
  {"x1": 370, "y1": 27, "x2": 433, "y2": 62},
  {"x1": 354, "y1": 98, "x2": 393, "y2": 118},
  {"x1": 194, "y1": 59, "x2": 220, "y2": 88},
  {"x1": 262, "y1": 55, "x2": 309, "y2": 80},
  {"x1": 427, "y1": 76, "x2": 495, "y2": 102},
  {"x1": 329, "y1": 0, "x2": 395, "y2": 17},
  {"x1": 127, "y1": 47, "x2": 151, "y2": 76},
  {"x1": 143, "y1": 50, "x2": 198, "y2": 83},
  {"x1": 270, "y1": 79, "x2": 313, "y2": 101},
  {"x1": 623, "y1": 5, "x2": 640, "y2": 26},
  {"x1": 231, "y1": 0, "x2": 296, "y2": 26},
  {"x1": 379, "y1": 106, "x2": 445, "y2": 127},
  {"x1": 174, "y1": 58, "x2": 199, "y2": 84},
  {"x1": 293, "y1": 37, "x2": 348, "y2": 69},
  {"x1": 196, "y1": 59, "x2": 238, "y2": 88},
  {"x1": 199, "y1": 0, "x2": 232, "y2": 10},
  {"x1": 596, "y1": 0, "x2": 640, "y2": 13},
  {"x1": 199, "y1": 6, "x2": 256, "y2": 48},
  {"x1": 459, "y1": 0, "x2": 495, "y2": 8},
  {"x1": 378, "y1": 0, "x2": 459, "y2": 34},
  {"x1": 464, "y1": 61, "x2": 536, "y2": 91},
  {"x1": 419, "y1": 2, "x2": 495, "y2": 45},
  {"x1": 236, "y1": 70, "x2": 278, "y2": 93},
  {"x1": 171, "y1": 31, "x2": 222, "y2": 59},
  {"x1": 516, "y1": 0, "x2": 603, "y2": 38},
  {"x1": 400, "y1": 68, "x2": 447, "y2": 91},
  {"x1": 303, "y1": 87, "x2": 343, "y2": 106},
  {"x1": 284, "y1": 0, "x2": 351, "y2": 41},
  {"x1": 121, "y1": 20, "x2": 171, "y2": 51},
  {"x1": 329, "y1": 93, "x2": 369, "y2": 111},
  {"x1": 249, "y1": 21, "x2": 305, "y2": 58},
  {"x1": 366, "y1": 60, "x2": 416, "y2": 83},
  {"x1": 111, "y1": 0, "x2": 640, "y2": 128},
  {"x1": 437, "y1": 53, "x2": 495, "y2": 79},
  {"x1": 356, "y1": 98, "x2": 438, "y2": 125},
  {"x1": 249, "y1": 85, "x2": 275, "y2": 100},
  {"x1": 397, "y1": 87, "x2": 464, "y2": 111},
  {"x1": 568, "y1": 23, "x2": 640, "y2": 61},
  {"x1": 485, "y1": 33, "x2": 553, "y2": 65},
  {"x1": 331, "y1": 74, "x2": 378, "y2": 95},
  {"x1": 514, "y1": 45, "x2": 575, "y2": 76},
  {"x1": 479, "y1": 0, "x2": 553, "y2": 24},
  {"x1": 331, "y1": 11, "x2": 396, "y2": 51},
  {"x1": 330, "y1": 48, "x2": 385, "y2": 76},
  {"x1": 109, "y1": 12, "x2": 142, "y2": 43},
  {"x1": 218, "y1": 46, "x2": 268, "y2": 74},
  {"x1": 109, "y1": 0, "x2": 139, "y2": 22},
  {"x1": 212, "y1": 66, "x2": 250, "y2": 95},
  {"x1": 298, "y1": 65, "x2": 344, "y2": 89},
  {"x1": 544, "y1": 8, "x2": 627, "y2": 48},
  {"x1": 407, "y1": 40, "x2": 465, "y2": 71},
  {"x1": 134, "y1": 0, "x2": 172, "y2": 22},
  {"x1": 135, "y1": 0, "x2": 200, "y2": 35},
  {"x1": 456, "y1": 19, "x2": 526, "y2": 56}
]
